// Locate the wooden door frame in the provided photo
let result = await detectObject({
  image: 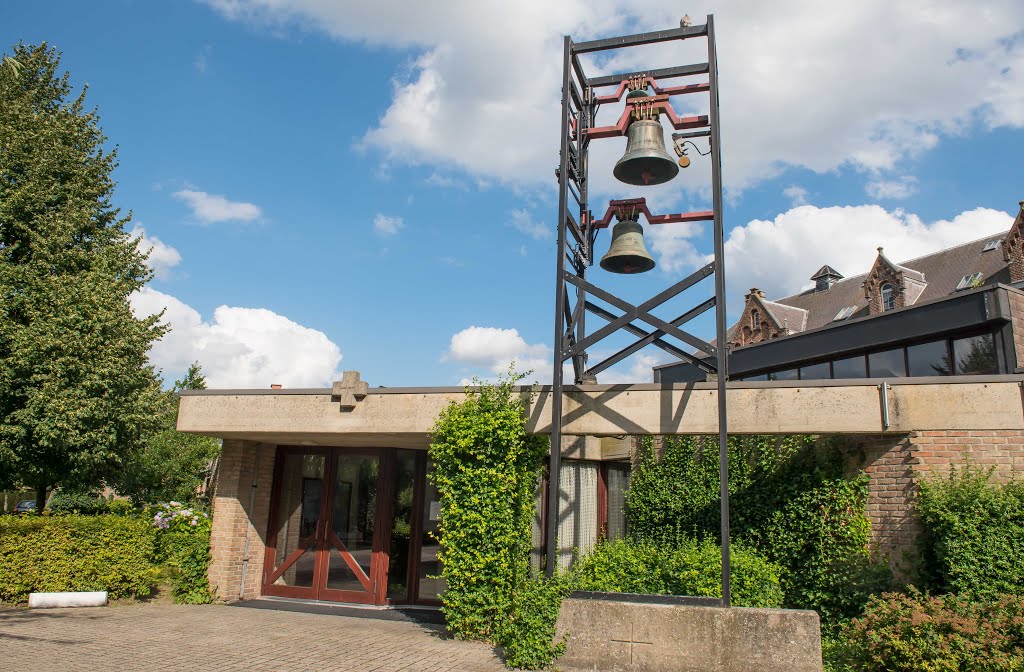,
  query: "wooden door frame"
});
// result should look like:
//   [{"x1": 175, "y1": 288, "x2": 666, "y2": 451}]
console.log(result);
[
  {"x1": 261, "y1": 446, "x2": 331, "y2": 600},
  {"x1": 315, "y1": 447, "x2": 389, "y2": 605},
  {"x1": 262, "y1": 446, "x2": 439, "y2": 606}
]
